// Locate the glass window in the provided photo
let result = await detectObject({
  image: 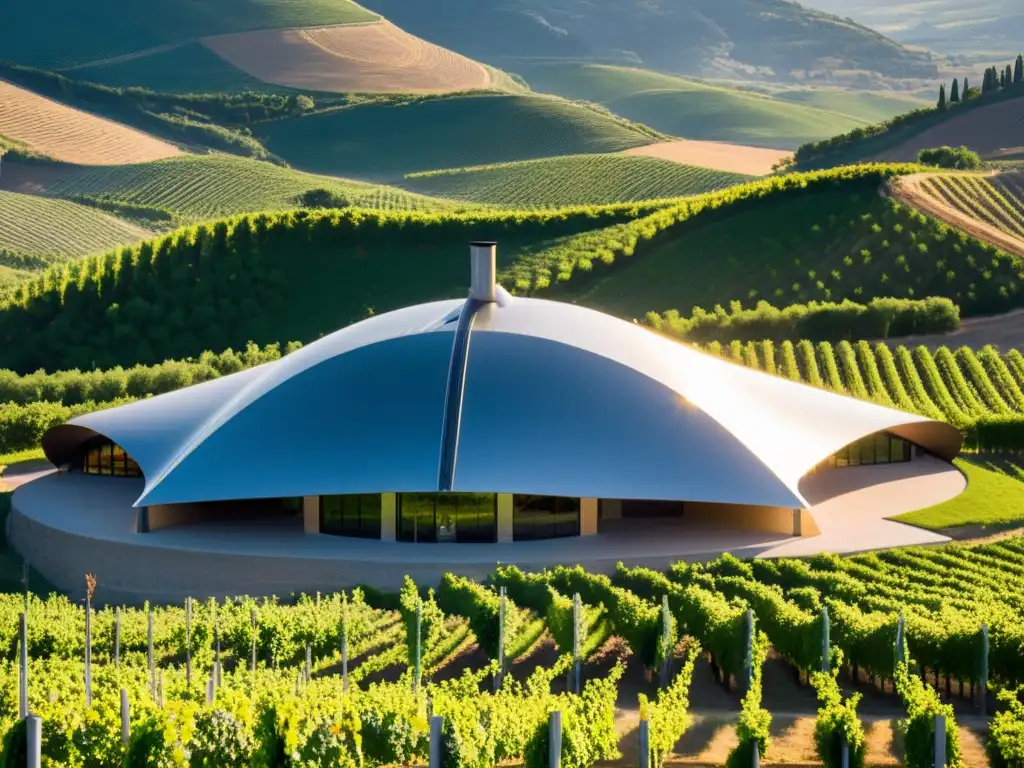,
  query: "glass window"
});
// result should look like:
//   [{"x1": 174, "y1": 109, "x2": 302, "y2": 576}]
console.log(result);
[
  {"x1": 320, "y1": 494, "x2": 381, "y2": 539},
  {"x1": 860, "y1": 436, "x2": 876, "y2": 465},
  {"x1": 82, "y1": 441, "x2": 142, "y2": 477},
  {"x1": 875, "y1": 433, "x2": 890, "y2": 465},
  {"x1": 513, "y1": 496, "x2": 580, "y2": 541}
]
